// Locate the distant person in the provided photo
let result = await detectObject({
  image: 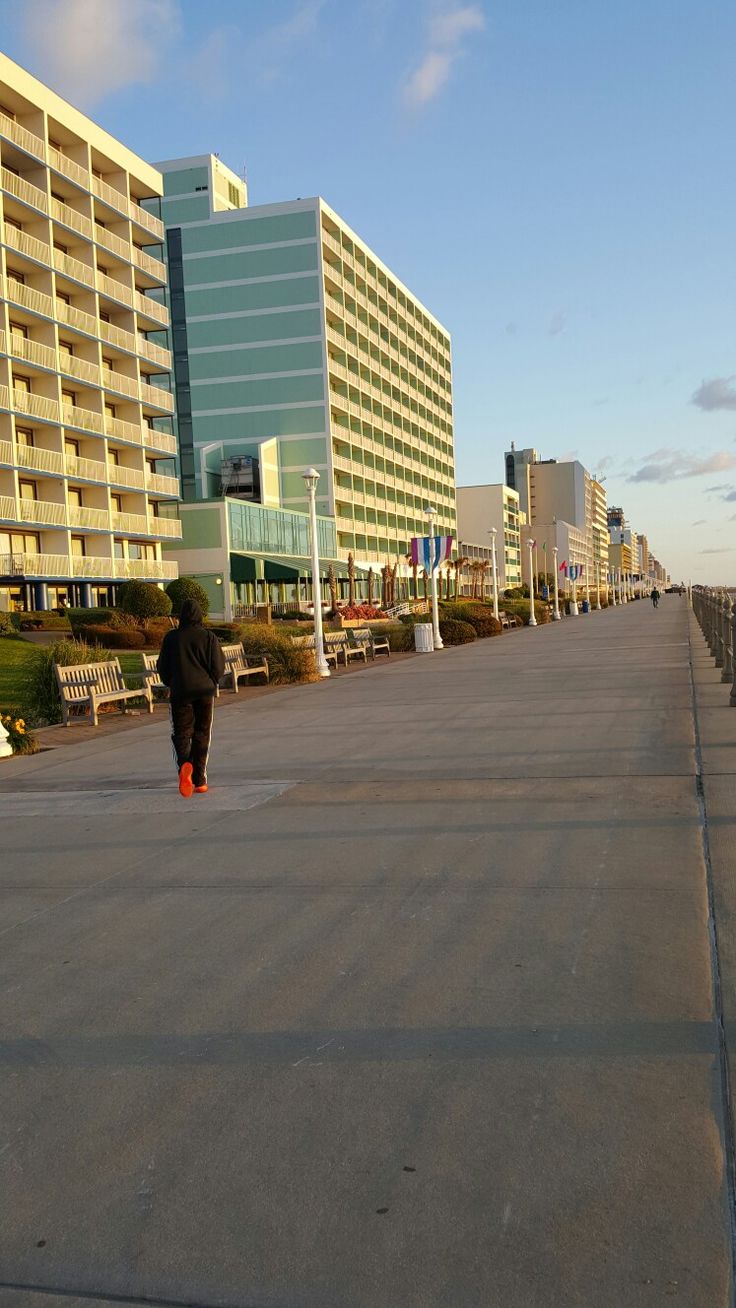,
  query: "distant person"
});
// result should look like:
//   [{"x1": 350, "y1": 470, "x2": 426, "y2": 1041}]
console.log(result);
[
  {"x1": 157, "y1": 598, "x2": 225, "y2": 797},
  {"x1": 651, "y1": 587, "x2": 660, "y2": 609}
]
